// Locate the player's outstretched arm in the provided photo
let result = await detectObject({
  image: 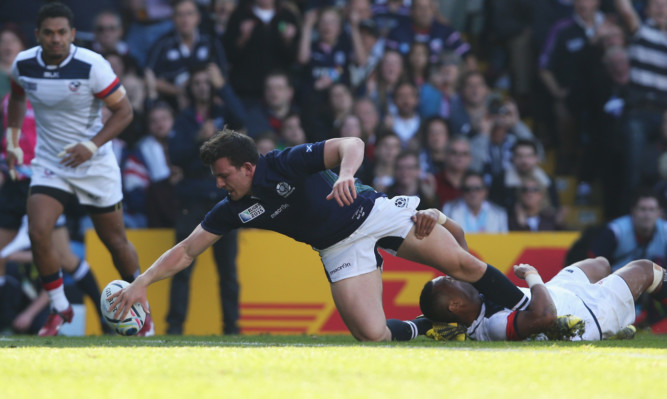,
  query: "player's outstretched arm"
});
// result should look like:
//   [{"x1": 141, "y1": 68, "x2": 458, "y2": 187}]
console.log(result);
[
  {"x1": 513, "y1": 264, "x2": 557, "y2": 339},
  {"x1": 324, "y1": 137, "x2": 365, "y2": 206},
  {"x1": 109, "y1": 224, "x2": 221, "y2": 319}
]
